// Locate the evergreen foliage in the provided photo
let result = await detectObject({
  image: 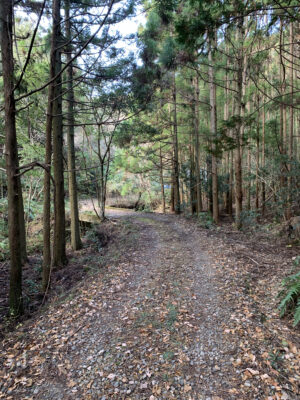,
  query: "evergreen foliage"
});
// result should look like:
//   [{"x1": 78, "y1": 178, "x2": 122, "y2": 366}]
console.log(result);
[{"x1": 0, "y1": 0, "x2": 299, "y2": 320}]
